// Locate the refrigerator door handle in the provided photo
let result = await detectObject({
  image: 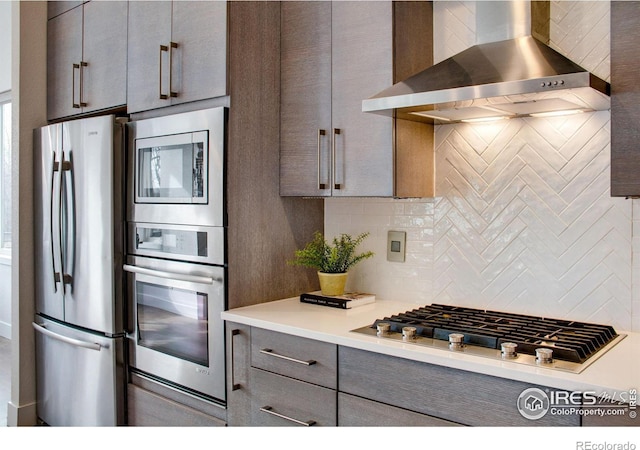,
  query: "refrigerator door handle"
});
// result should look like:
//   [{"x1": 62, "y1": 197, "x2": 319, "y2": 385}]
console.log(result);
[
  {"x1": 123, "y1": 264, "x2": 215, "y2": 285},
  {"x1": 51, "y1": 152, "x2": 61, "y2": 292},
  {"x1": 55, "y1": 154, "x2": 66, "y2": 295},
  {"x1": 32, "y1": 322, "x2": 102, "y2": 351},
  {"x1": 62, "y1": 152, "x2": 76, "y2": 287}
]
